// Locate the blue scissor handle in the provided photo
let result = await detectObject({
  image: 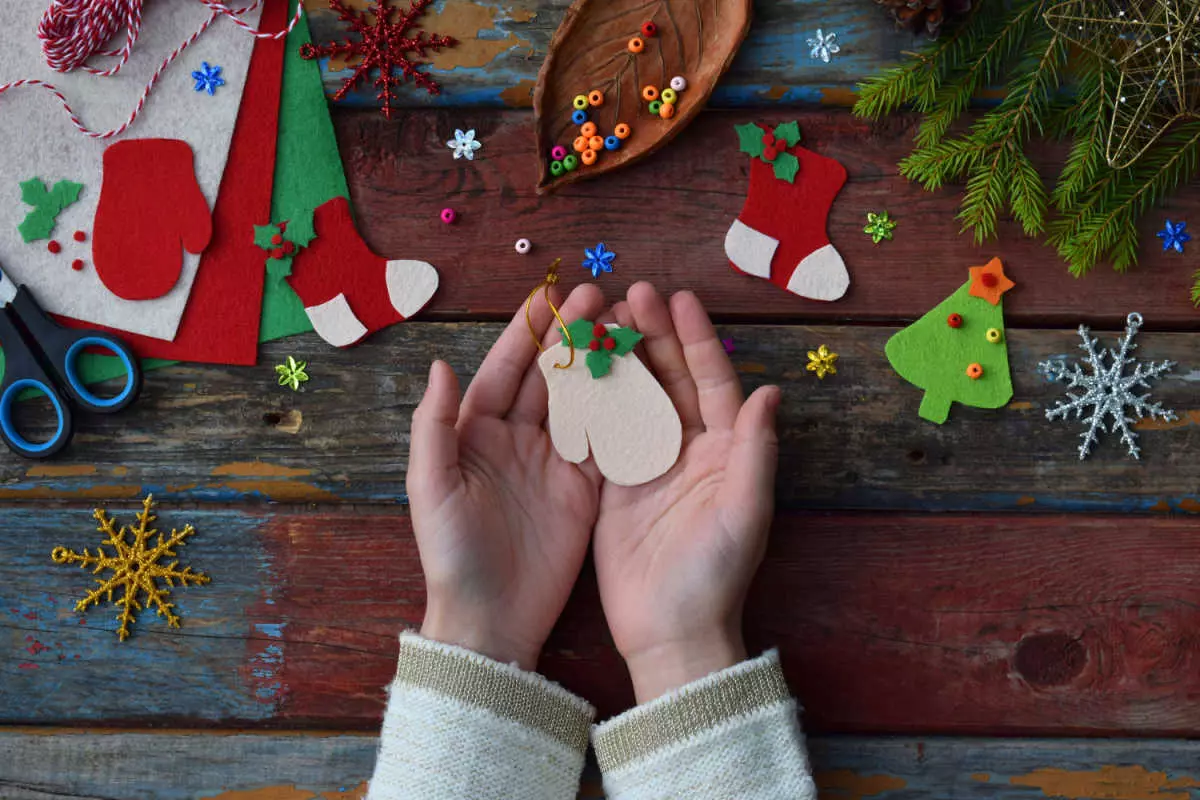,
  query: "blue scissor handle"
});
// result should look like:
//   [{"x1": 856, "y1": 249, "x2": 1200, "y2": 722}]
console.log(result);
[{"x1": 0, "y1": 308, "x2": 73, "y2": 459}]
